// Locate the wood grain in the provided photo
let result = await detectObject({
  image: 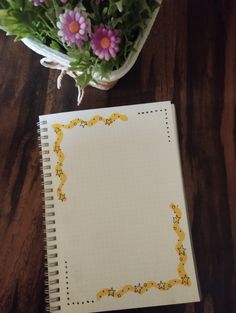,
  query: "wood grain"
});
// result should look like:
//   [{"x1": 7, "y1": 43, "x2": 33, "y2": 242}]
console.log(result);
[{"x1": 0, "y1": 0, "x2": 236, "y2": 312}]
